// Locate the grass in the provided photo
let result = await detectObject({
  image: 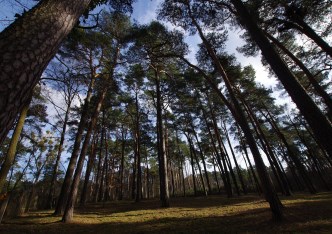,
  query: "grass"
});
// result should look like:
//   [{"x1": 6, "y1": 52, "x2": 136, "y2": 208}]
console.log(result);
[{"x1": 1, "y1": 192, "x2": 332, "y2": 233}]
